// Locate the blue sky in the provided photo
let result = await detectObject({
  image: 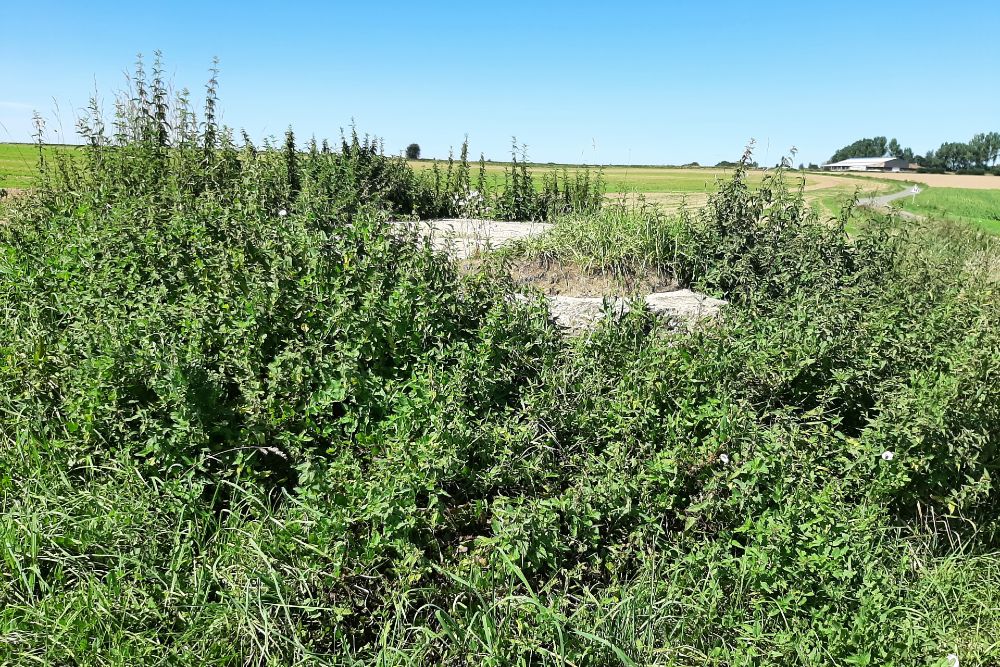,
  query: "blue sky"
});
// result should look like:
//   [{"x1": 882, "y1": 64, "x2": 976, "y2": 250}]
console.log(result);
[{"x1": 2, "y1": 1, "x2": 997, "y2": 165}]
